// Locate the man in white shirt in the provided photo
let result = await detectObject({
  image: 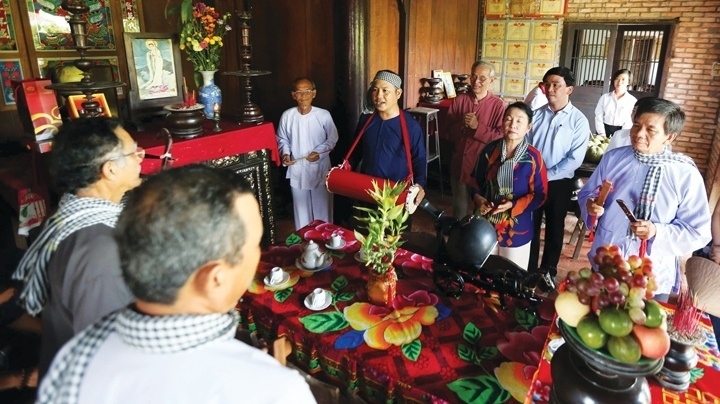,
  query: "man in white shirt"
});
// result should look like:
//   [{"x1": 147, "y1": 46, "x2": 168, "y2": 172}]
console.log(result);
[
  {"x1": 37, "y1": 165, "x2": 316, "y2": 404},
  {"x1": 277, "y1": 77, "x2": 339, "y2": 229}
]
